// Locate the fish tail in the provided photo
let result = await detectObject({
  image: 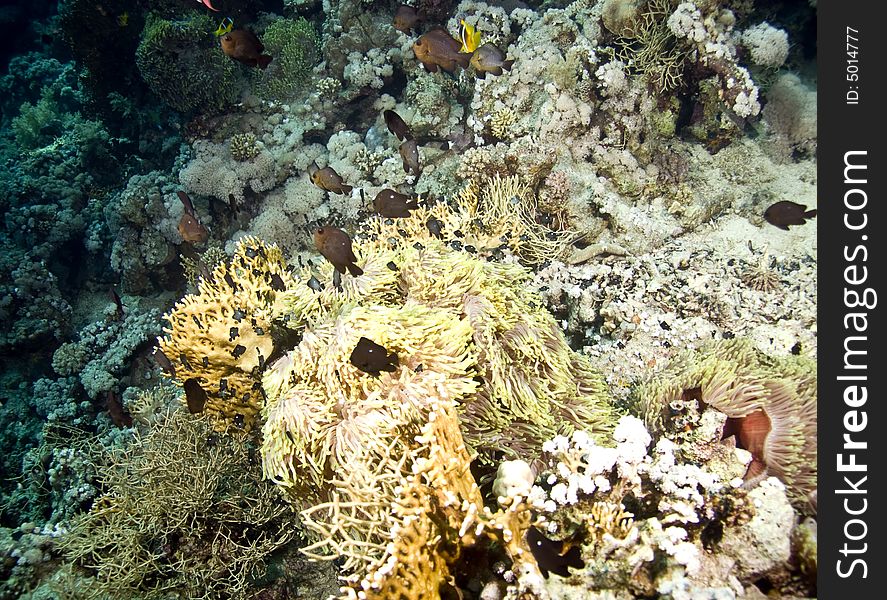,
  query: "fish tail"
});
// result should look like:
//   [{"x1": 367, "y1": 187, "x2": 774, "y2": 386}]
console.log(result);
[
  {"x1": 803, "y1": 209, "x2": 817, "y2": 219},
  {"x1": 562, "y1": 545, "x2": 585, "y2": 569},
  {"x1": 502, "y1": 59, "x2": 515, "y2": 71},
  {"x1": 257, "y1": 54, "x2": 272, "y2": 69},
  {"x1": 455, "y1": 52, "x2": 472, "y2": 69},
  {"x1": 347, "y1": 262, "x2": 364, "y2": 277}
]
